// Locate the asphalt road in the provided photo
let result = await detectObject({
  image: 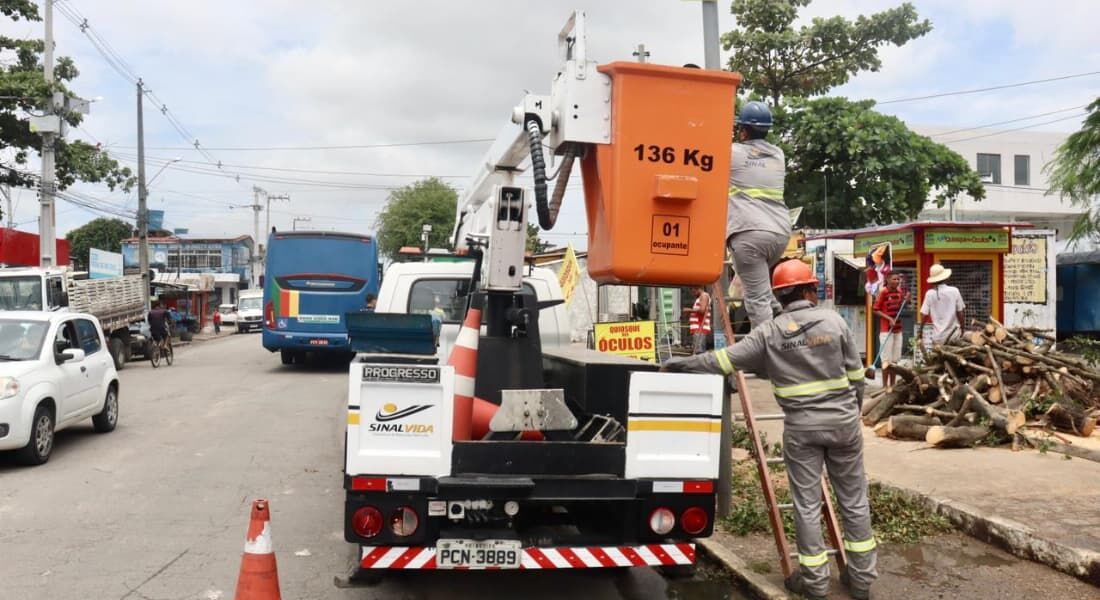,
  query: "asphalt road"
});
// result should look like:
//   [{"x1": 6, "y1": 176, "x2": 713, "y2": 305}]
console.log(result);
[{"x1": 0, "y1": 334, "x2": 742, "y2": 600}]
